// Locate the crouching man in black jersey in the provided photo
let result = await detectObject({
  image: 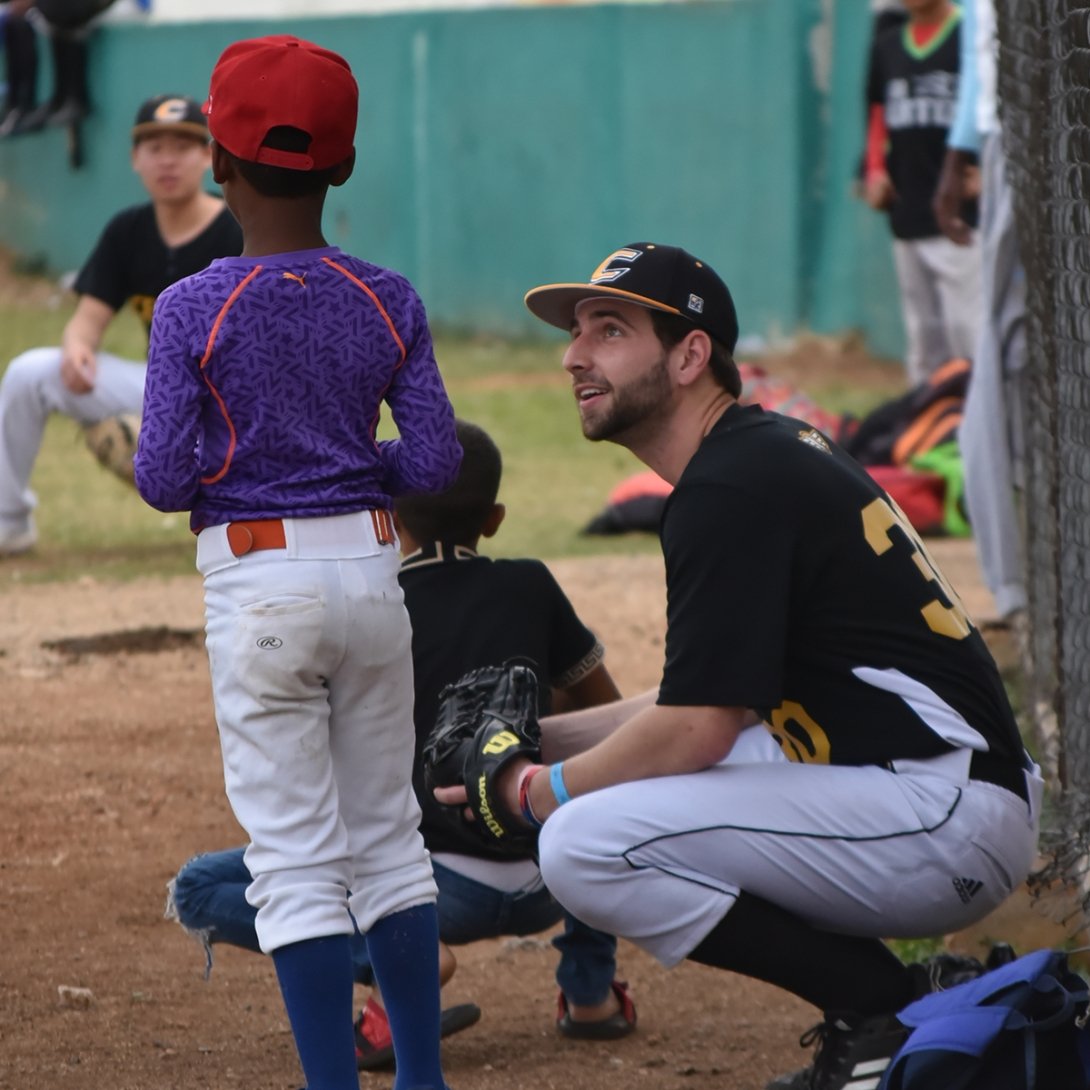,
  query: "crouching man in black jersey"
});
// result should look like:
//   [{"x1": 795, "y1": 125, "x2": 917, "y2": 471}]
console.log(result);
[{"x1": 438, "y1": 241, "x2": 1042, "y2": 1090}]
